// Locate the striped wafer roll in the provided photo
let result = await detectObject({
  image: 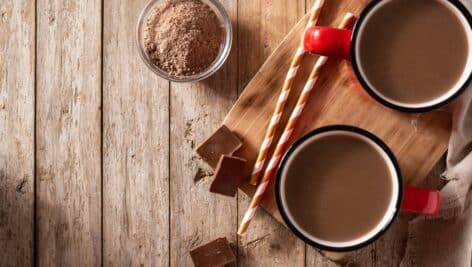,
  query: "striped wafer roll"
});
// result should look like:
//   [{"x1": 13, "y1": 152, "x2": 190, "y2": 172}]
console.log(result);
[
  {"x1": 238, "y1": 13, "x2": 357, "y2": 236},
  {"x1": 248, "y1": 0, "x2": 326, "y2": 186}
]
